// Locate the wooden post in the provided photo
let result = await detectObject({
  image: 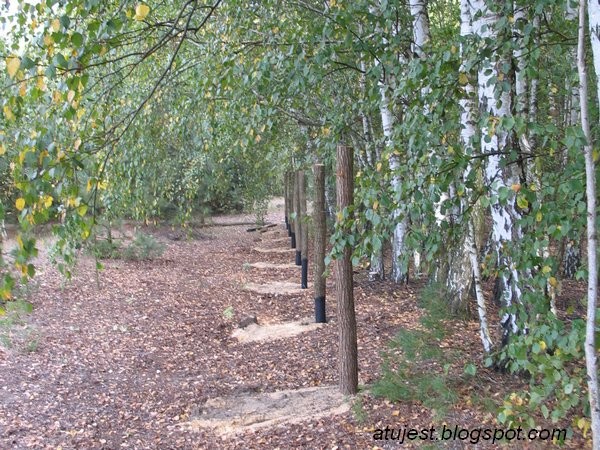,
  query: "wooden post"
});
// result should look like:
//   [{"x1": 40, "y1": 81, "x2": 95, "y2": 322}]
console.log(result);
[
  {"x1": 299, "y1": 170, "x2": 308, "y2": 288},
  {"x1": 290, "y1": 171, "x2": 297, "y2": 249},
  {"x1": 294, "y1": 170, "x2": 302, "y2": 265},
  {"x1": 284, "y1": 171, "x2": 289, "y2": 231},
  {"x1": 335, "y1": 144, "x2": 358, "y2": 395},
  {"x1": 313, "y1": 164, "x2": 327, "y2": 322},
  {"x1": 285, "y1": 170, "x2": 295, "y2": 237}
]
